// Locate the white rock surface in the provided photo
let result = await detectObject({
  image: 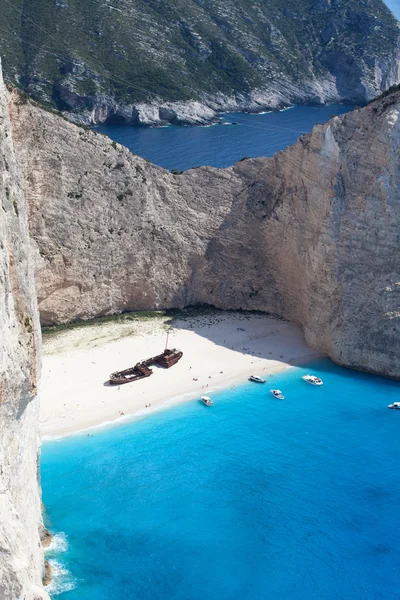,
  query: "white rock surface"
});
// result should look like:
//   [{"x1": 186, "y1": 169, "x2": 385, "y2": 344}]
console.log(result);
[
  {"x1": 9, "y1": 87, "x2": 400, "y2": 379},
  {"x1": 0, "y1": 65, "x2": 50, "y2": 600},
  {"x1": 66, "y1": 51, "x2": 400, "y2": 127}
]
